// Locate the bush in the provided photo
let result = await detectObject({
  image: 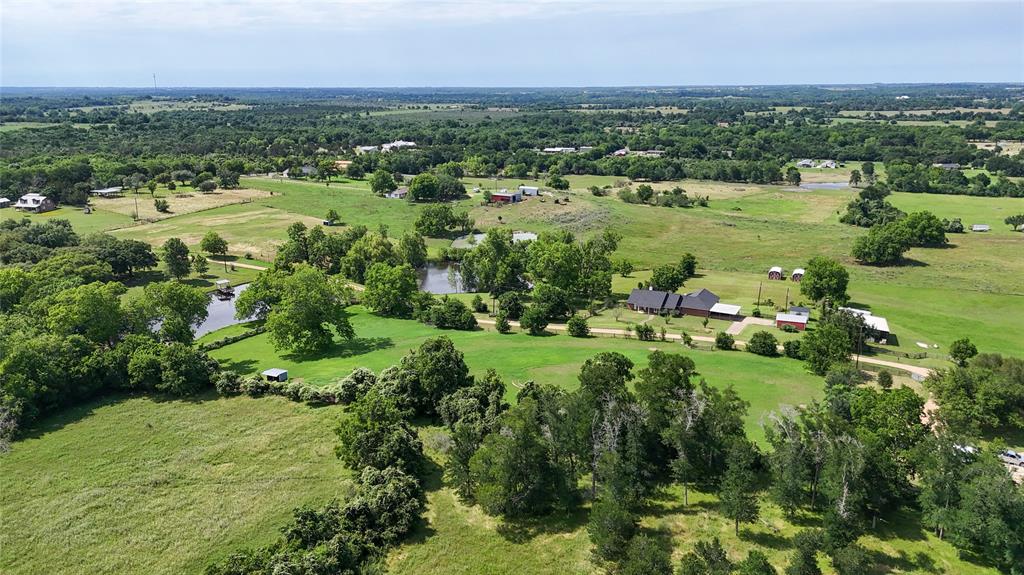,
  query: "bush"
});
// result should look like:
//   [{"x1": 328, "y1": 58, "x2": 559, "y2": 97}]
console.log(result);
[
  {"x1": 338, "y1": 367, "x2": 377, "y2": 404},
  {"x1": 566, "y1": 315, "x2": 590, "y2": 337},
  {"x1": 241, "y1": 375, "x2": 270, "y2": 396},
  {"x1": 519, "y1": 305, "x2": 549, "y2": 335},
  {"x1": 752, "y1": 308, "x2": 762, "y2": 318},
  {"x1": 498, "y1": 291, "x2": 526, "y2": 320},
  {"x1": 425, "y1": 297, "x2": 478, "y2": 330},
  {"x1": 154, "y1": 198, "x2": 170, "y2": 213},
  {"x1": 620, "y1": 535, "x2": 672, "y2": 575},
  {"x1": 214, "y1": 371, "x2": 244, "y2": 395},
  {"x1": 877, "y1": 369, "x2": 894, "y2": 390},
  {"x1": 715, "y1": 331, "x2": 735, "y2": 350},
  {"x1": 471, "y1": 294, "x2": 488, "y2": 313},
  {"x1": 746, "y1": 331, "x2": 779, "y2": 357},
  {"x1": 634, "y1": 323, "x2": 655, "y2": 341},
  {"x1": 783, "y1": 340, "x2": 803, "y2": 359},
  {"x1": 494, "y1": 310, "x2": 512, "y2": 334},
  {"x1": 781, "y1": 324, "x2": 799, "y2": 333},
  {"x1": 587, "y1": 497, "x2": 637, "y2": 562}
]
